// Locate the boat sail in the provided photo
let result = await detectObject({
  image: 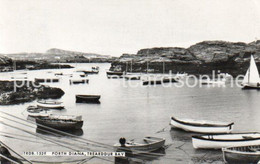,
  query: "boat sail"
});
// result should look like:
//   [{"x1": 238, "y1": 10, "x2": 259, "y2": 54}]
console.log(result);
[{"x1": 241, "y1": 55, "x2": 260, "y2": 89}]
